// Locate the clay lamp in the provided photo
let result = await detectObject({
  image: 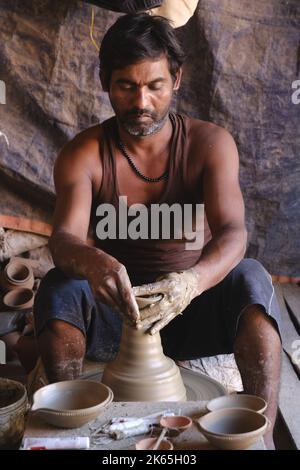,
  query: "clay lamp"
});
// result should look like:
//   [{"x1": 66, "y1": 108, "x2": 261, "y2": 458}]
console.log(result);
[{"x1": 160, "y1": 415, "x2": 193, "y2": 437}]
